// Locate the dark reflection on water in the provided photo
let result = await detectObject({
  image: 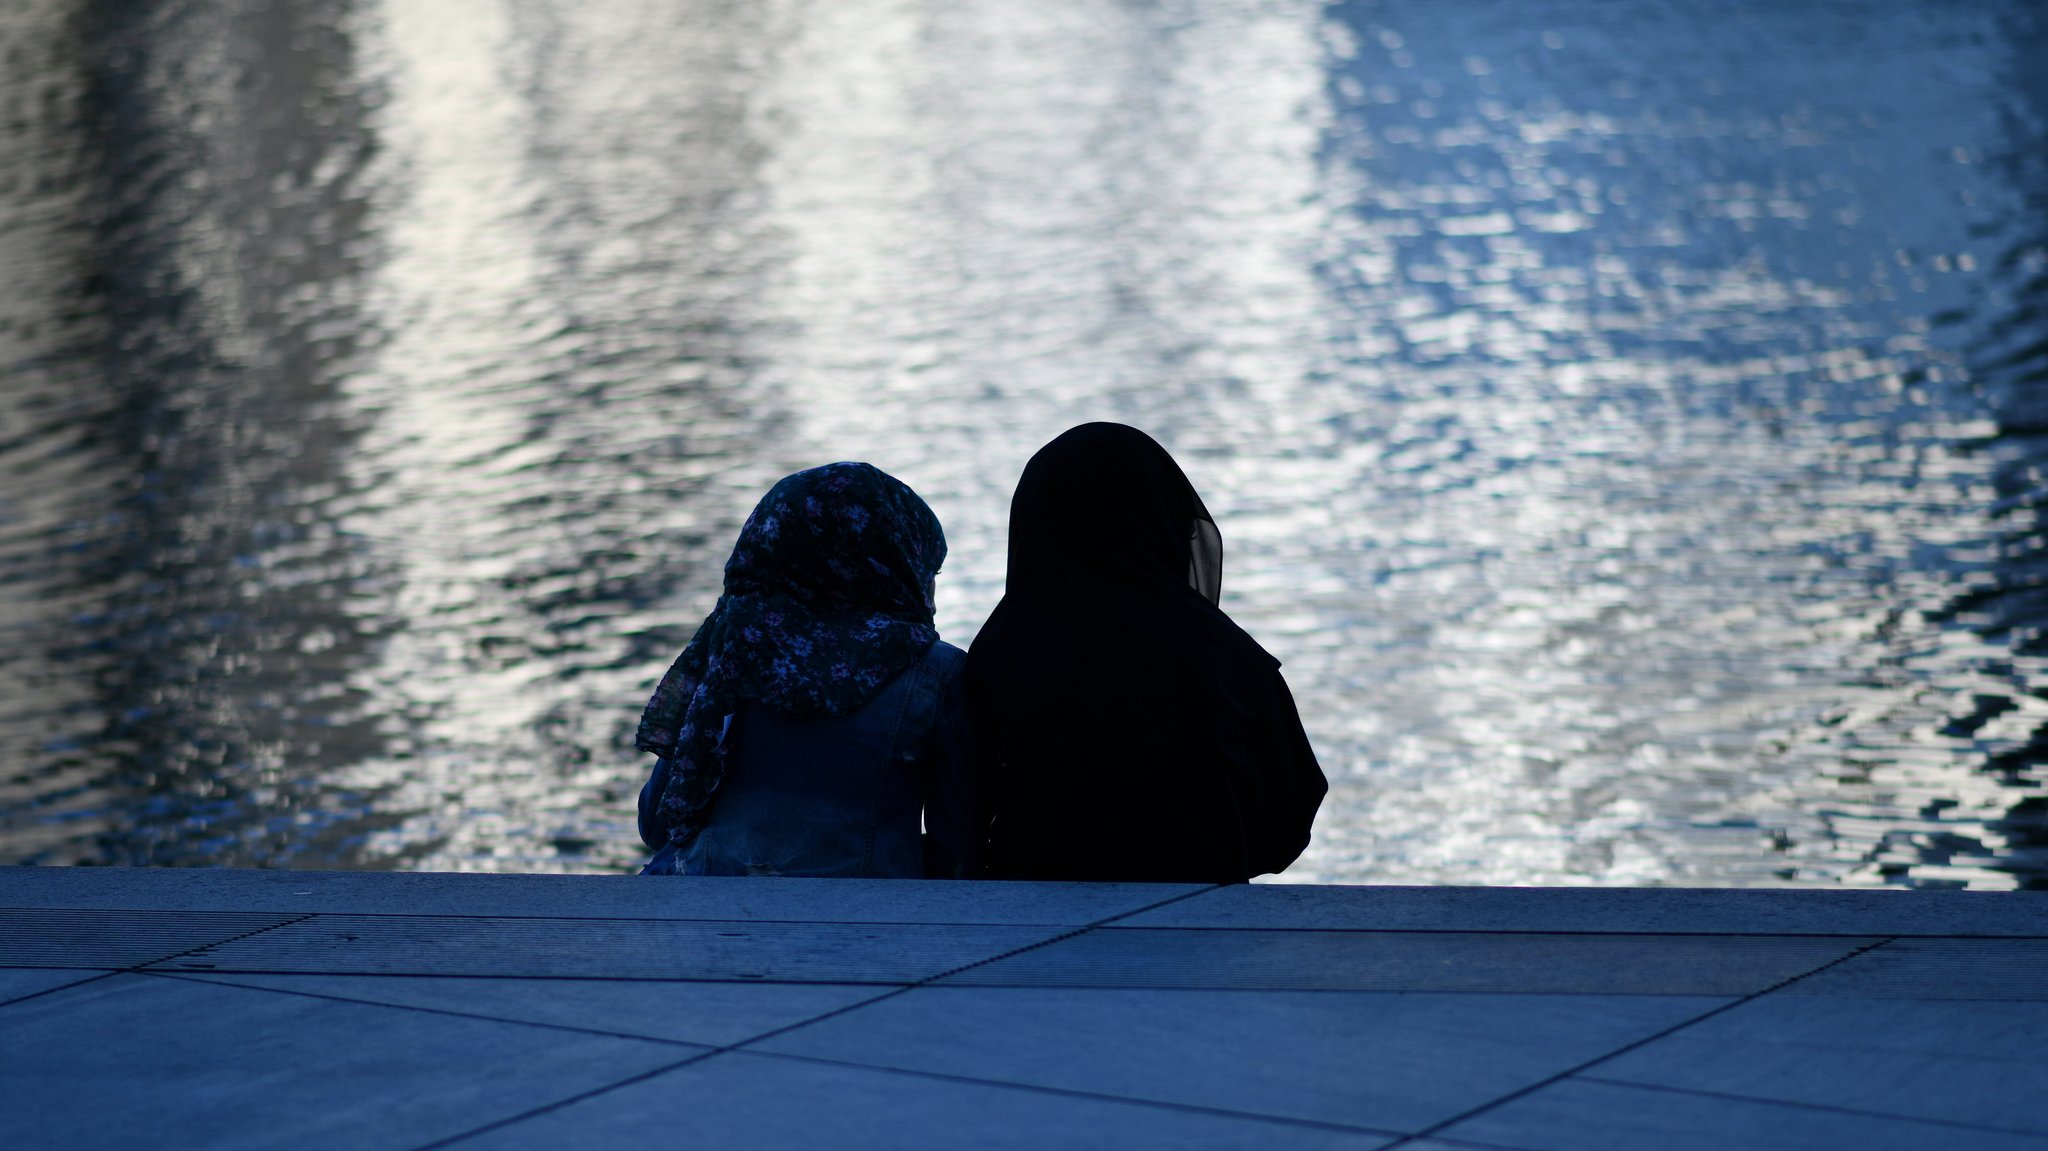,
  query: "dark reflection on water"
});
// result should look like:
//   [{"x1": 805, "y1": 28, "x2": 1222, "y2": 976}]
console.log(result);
[
  {"x1": 0, "y1": 0, "x2": 2044, "y2": 885},
  {"x1": 3, "y1": 0, "x2": 397, "y2": 865},
  {"x1": 1896, "y1": 4, "x2": 2048, "y2": 886}
]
